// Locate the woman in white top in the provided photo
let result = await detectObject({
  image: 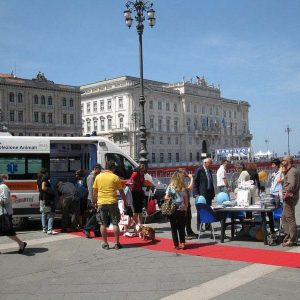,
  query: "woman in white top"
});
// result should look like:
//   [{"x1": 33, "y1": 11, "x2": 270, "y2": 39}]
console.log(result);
[
  {"x1": 270, "y1": 159, "x2": 284, "y2": 202},
  {"x1": 0, "y1": 174, "x2": 27, "y2": 254}
]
